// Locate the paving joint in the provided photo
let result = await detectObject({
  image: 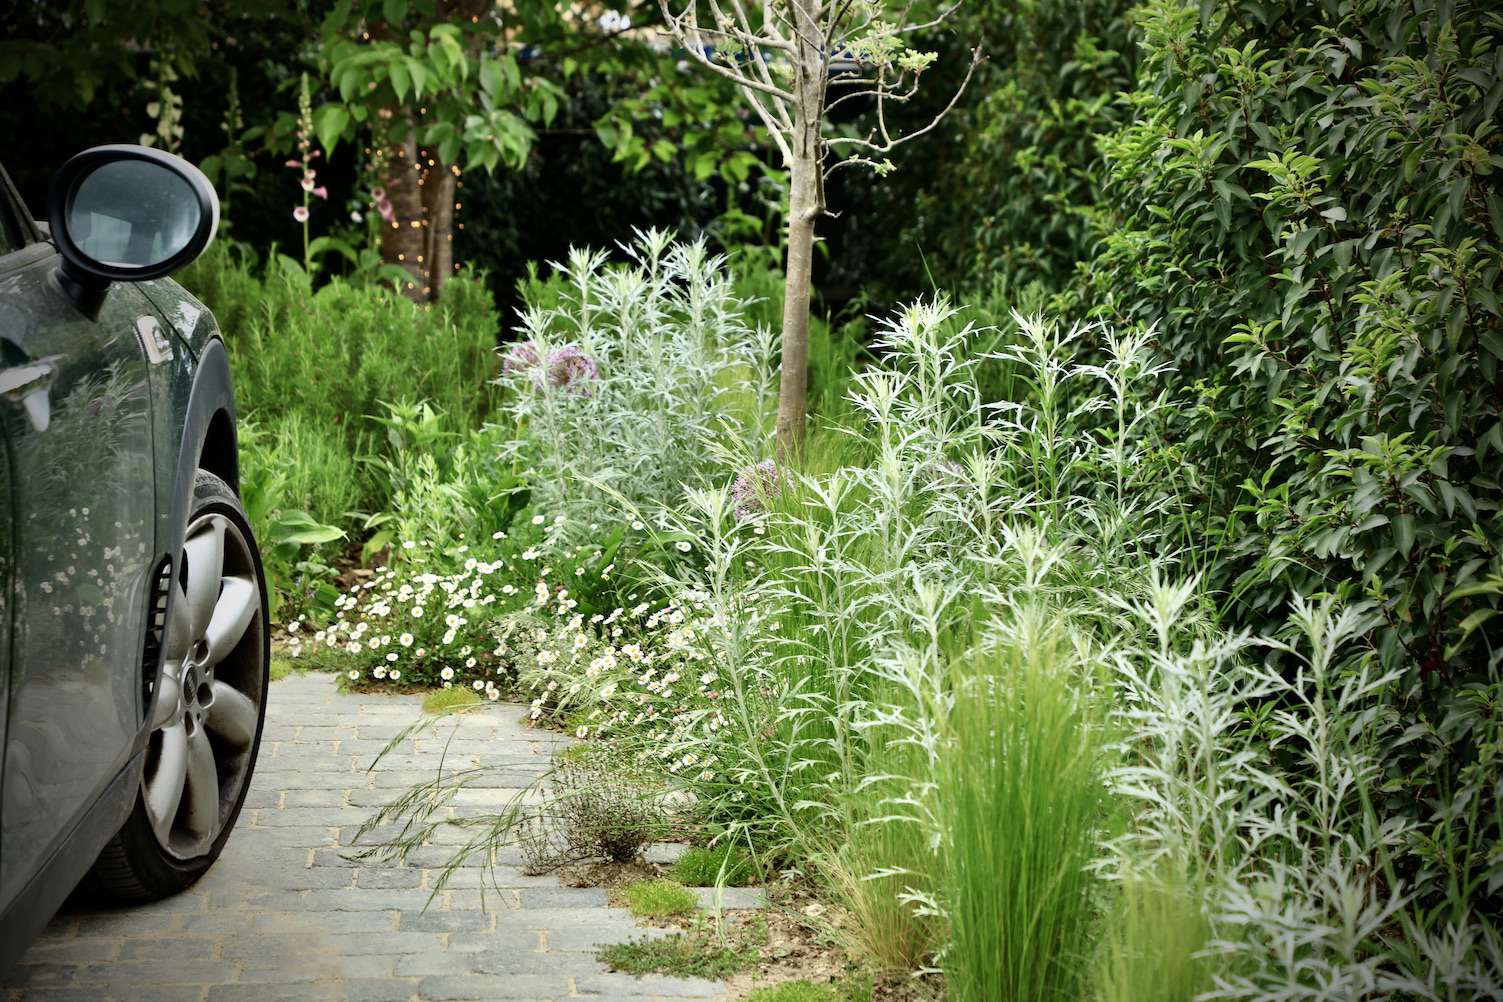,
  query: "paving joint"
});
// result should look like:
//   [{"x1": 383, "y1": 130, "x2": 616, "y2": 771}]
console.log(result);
[{"x1": 2, "y1": 673, "x2": 732, "y2": 1002}]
